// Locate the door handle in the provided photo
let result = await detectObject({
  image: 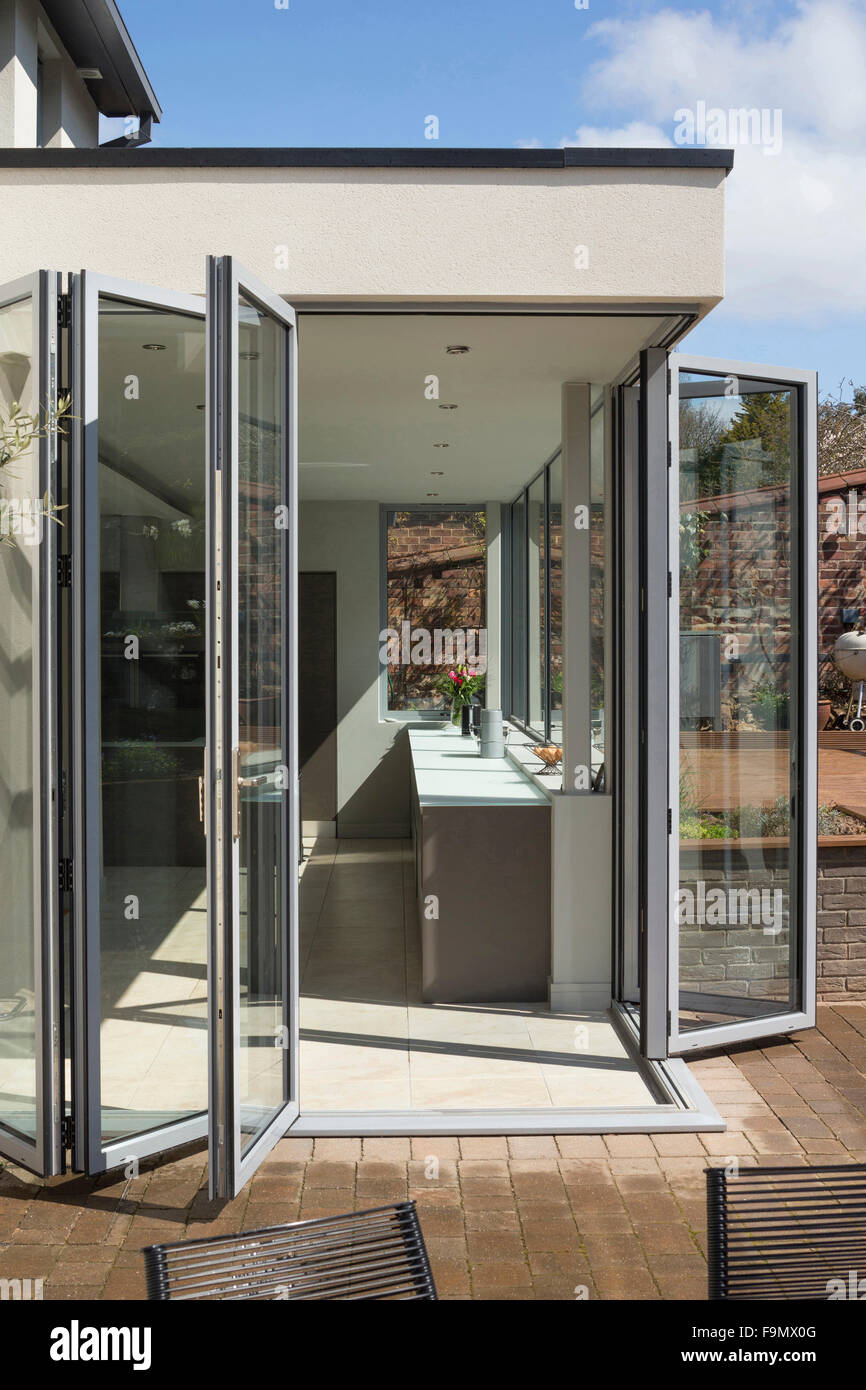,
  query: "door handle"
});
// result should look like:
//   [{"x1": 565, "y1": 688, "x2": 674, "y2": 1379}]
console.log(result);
[
  {"x1": 198, "y1": 746, "x2": 207, "y2": 838},
  {"x1": 232, "y1": 746, "x2": 241, "y2": 842}
]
